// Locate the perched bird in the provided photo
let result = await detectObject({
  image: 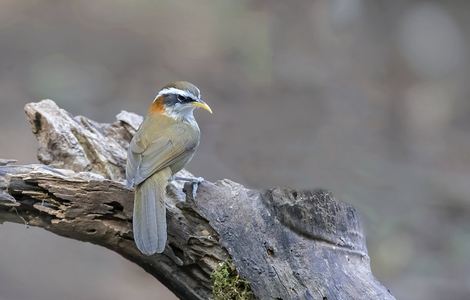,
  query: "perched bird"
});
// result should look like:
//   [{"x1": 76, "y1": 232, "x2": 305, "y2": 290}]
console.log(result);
[{"x1": 126, "y1": 81, "x2": 212, "y2": 255}]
